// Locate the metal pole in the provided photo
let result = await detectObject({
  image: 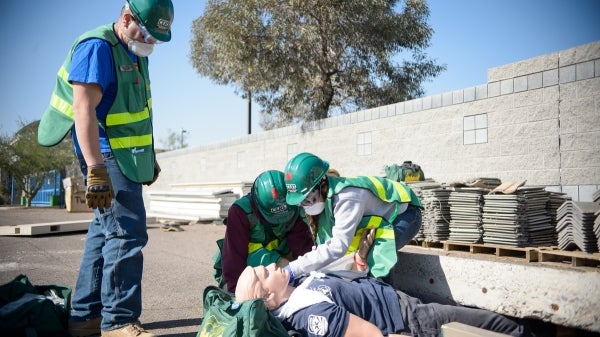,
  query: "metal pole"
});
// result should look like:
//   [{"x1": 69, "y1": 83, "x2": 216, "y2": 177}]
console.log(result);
[
  {"x1": 247, "y1": 91, "x2": 252, "y2": 135},
  {"x1": 180, "y1": 129, "x2": 187, "y2": 149}
]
